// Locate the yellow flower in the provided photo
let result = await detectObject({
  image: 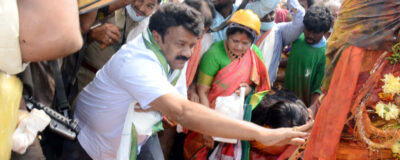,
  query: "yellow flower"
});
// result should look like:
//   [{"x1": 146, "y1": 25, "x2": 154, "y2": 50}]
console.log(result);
[
  {"x1": 392, "y1": 141, "x2": 400, "y2": 154},
  {"x1": 375, "y1": 102, "x2": 399, "y2": 121},
  {"x1": 382, "y1": 74, "x2": 400, "y2": 94}
]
